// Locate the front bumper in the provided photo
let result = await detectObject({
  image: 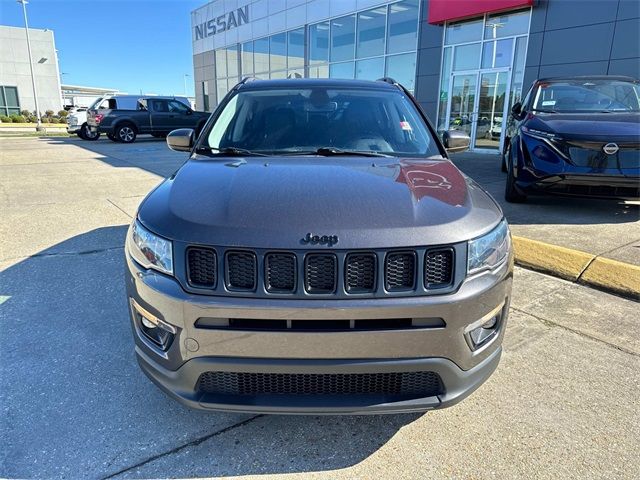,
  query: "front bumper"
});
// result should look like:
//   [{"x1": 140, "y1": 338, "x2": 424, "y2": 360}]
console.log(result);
[
  {"x1": 126, "y1": 252, "x2": 513, "y2": 414},
  {"x1": 517, "y1": 173, "x2": 640, "y2": 199},
  {"x1": 67, "y1": 124, "x2": 80, "y2": 133}
]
